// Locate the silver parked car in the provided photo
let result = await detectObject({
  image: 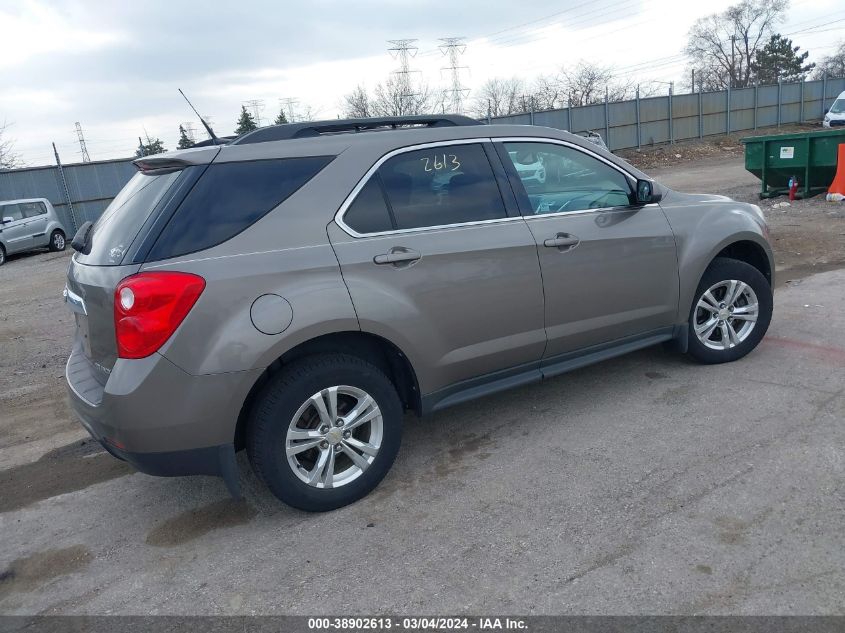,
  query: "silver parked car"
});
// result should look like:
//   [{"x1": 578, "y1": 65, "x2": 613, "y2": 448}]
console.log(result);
[
  {"x1": 64, "y1": 116, "x2": 774, "y2": 511},
  {"x1": 0, "y1": 197, "x2": 68, "y2": 265}
]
